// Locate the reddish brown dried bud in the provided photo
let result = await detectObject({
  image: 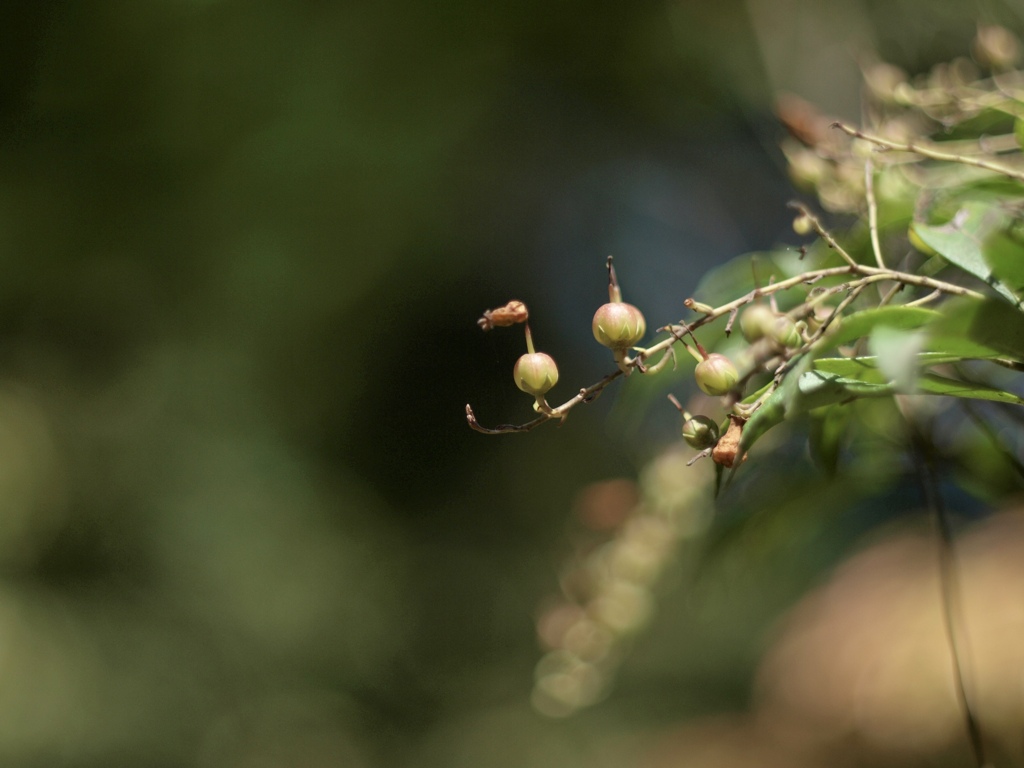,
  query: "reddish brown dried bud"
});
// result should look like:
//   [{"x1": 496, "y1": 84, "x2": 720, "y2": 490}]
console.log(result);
[
  {"x1": 712, "y1": 416, "x2": 746, "y2": 468},
  {"x1": 478, "y1": 300, "x2": 529, "y2": 331}
]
